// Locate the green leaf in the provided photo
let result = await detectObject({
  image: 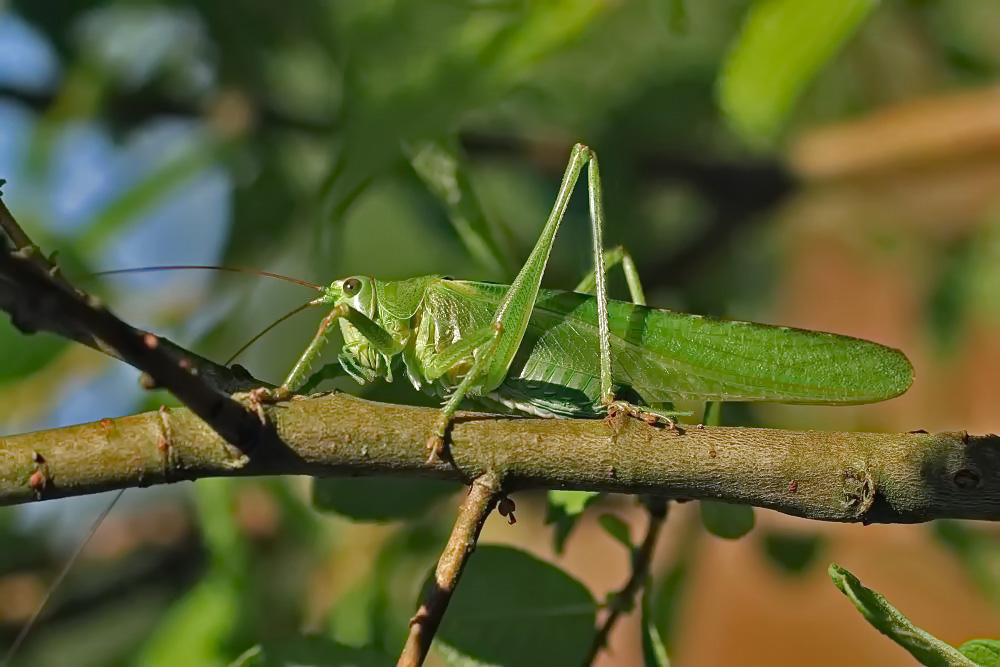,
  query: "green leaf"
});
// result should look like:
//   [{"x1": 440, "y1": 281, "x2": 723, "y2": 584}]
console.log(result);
[
  {"x1": 761, "y1": 531, "x2": 824, "y2": 575},
  {"x1": 598, "y1": 513, "x2": 634, "y2": 550},
  {"x1": 650, "y1": 559, "x2": 690, "y2": 656},
  {"x1": 139, "y1": 479, "x2": 251, "y2": 665},
  {"x1": 77, "y1": 142, "x2": 223, "y2": 255},
  {"x1": 719, "y1": 0, "x2": 878, "y2": 142},
  {"x1": 312, "y1": 478, "x2": 458, "y2": 522},
  {"x1": 933, "y1": 521, "x2": 1000, "y2": 605},
  {"x1": 0, "y1": 320, "x2": 67, "y2": 385},
  {"x1": 829, "y1": 563, "x2": 975, "y2": 667},
  {"x1": 641, "y1": 590, "x2": 671, "y2": 667},
  {"x1": 436, "y1": 546, "x2": 596, "y2": 667},
  {"x1": 959, "y1": 639, "x2": 1000, "y2": 666},
  {"x1": 700, "y1": 501, "x2": 754, "y2": 540},
  {"x1": 702, "y1": 400, "x2": 723, "y2": 427},
  {"x1": 232, "y1": 638, "x2": 391, "y2": 667},
  {"x1": 138, "y1": 570, "x2": 242, "y2": 667},
  {"x1": 328, "y1": 576, "x2": 378, "y2": 647},
  {"x1": 328, "y1": 517, "x2": 451, "y2": 650},
  {"x1": 545, "y1": 490, "x2": 600, "y2": 553},
  {"x1": 666, "y1": 0, "x2": 687, "y2": 35},
  {"x1": 926, "y1": 236, "x2": 975, "y2": 358},
  {"x1": 406, "y1": 139, "x2": 509, "y2": 277},
  {"x1": 0, "y1": 177, "x2": 6, "y2": 195}
]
